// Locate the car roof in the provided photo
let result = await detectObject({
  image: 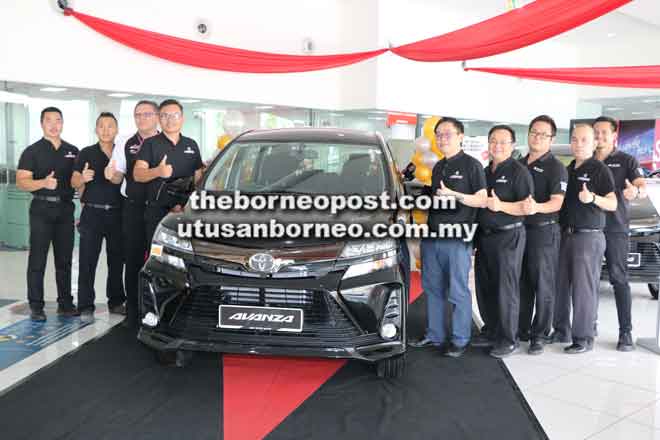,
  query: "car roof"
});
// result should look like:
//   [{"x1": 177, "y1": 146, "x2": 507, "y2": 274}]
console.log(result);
[{"x1": 235, "y1": 128, "x2": 382, "y2": 145}]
